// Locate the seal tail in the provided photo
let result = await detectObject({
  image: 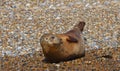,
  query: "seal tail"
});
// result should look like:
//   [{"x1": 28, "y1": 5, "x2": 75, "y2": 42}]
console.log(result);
[{"x1": 74, "y1": 21, "x2": 86, "y2": 32}]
